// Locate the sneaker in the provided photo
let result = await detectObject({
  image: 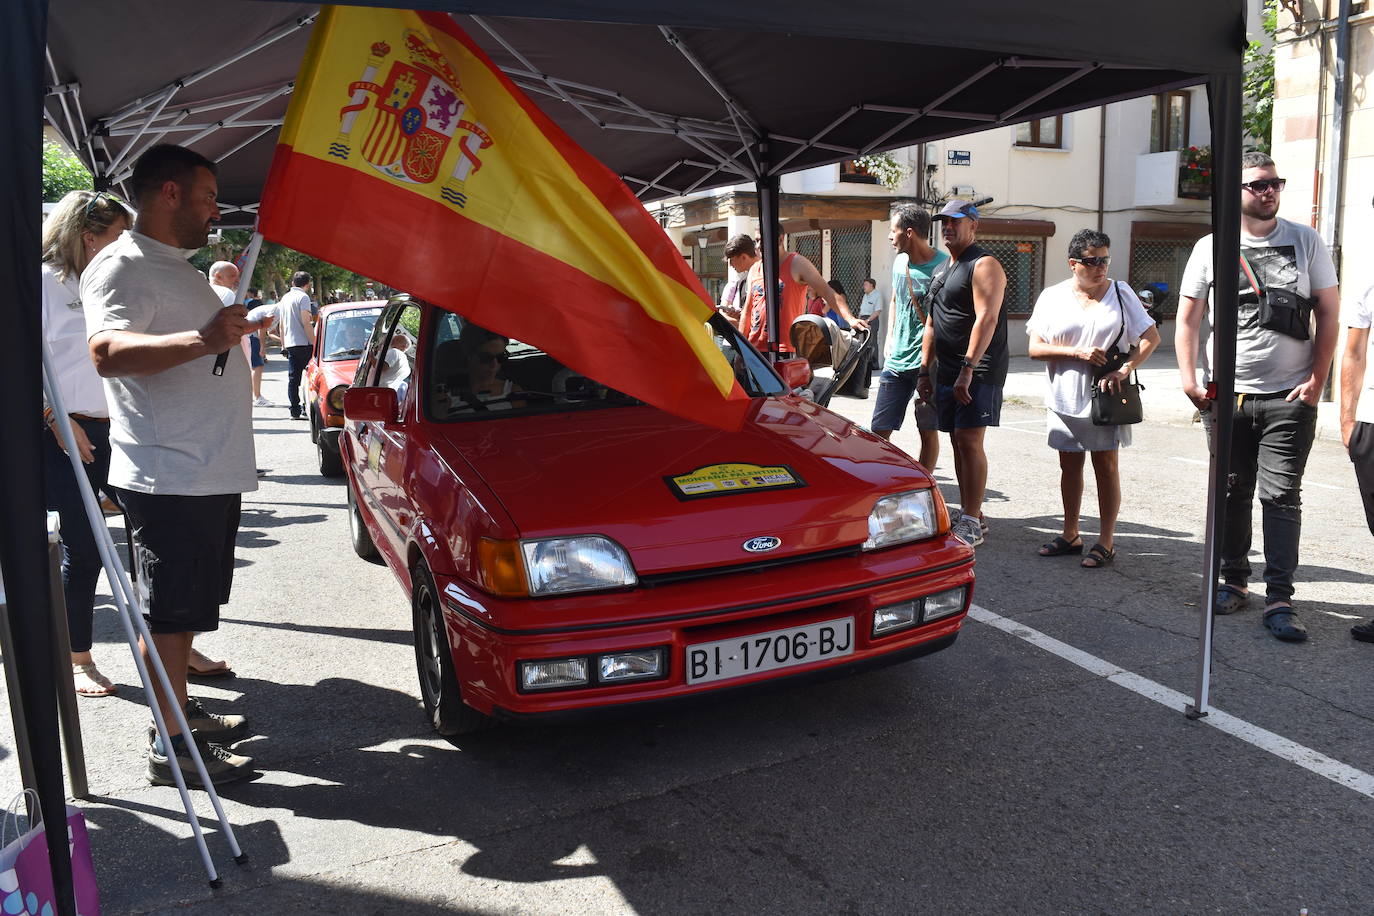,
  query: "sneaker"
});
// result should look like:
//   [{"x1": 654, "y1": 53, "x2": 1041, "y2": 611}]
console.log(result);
[
  {"x1": 147, "y1": 734, "x2": 253, "y2": 787},
  {"x1": 184, "y1": 697, "x2": 250, "y2": 743},
  {"x1": 254, "y1": 396, "x2": 273, "y2": 407},
  {"x1": 1353, "y1": 619, "x2": 1374, "y2": 643},
  {"x1": 951, "y1": 513, "x2": 984, "y2": 547}
]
